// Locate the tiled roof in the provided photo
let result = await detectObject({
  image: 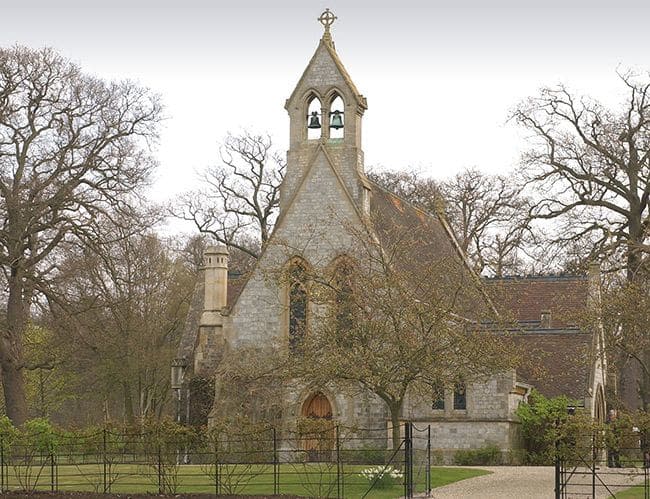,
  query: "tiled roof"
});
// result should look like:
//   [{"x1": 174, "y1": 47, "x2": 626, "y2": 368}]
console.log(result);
[
  {"x1": 484, "y1": 275, "x2": 589, "y2": 328},
  {"x1": 368, "y1": 182, "x2": 492, "y2": 321},
  {"x1": 511, "y1": 330, "x2": 593, "y2": 400}
]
